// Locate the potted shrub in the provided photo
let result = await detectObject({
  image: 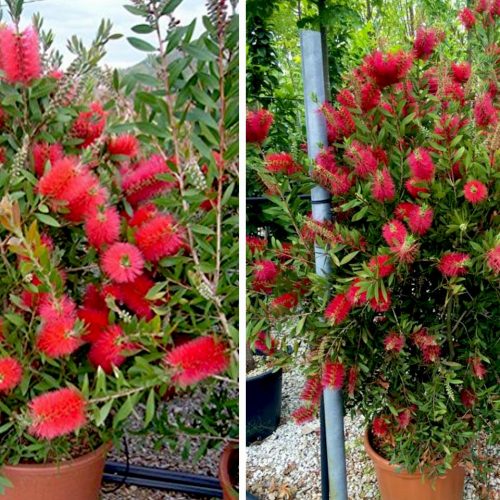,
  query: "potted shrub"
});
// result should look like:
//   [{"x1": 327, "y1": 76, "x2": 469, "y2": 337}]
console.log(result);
[
  {"x1": 0, "y1": 0, "x2": 238, "y2": 497},
  {"x1": 246, "y1": 4, "x2": 498, "y2": 498}
]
